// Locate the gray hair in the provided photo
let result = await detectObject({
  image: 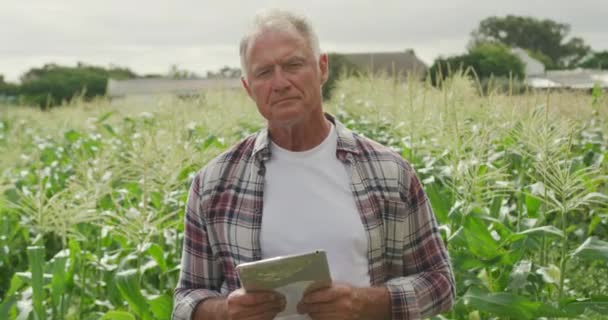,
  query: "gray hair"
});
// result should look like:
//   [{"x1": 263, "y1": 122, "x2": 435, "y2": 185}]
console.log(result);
[{"x1": 239, "y1": 9, "x2": 321, "y2": 76}]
